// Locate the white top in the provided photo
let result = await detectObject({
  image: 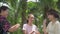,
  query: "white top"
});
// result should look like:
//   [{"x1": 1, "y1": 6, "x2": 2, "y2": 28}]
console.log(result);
[
  {"x1": 46, "y1": 21, "x2": 60, "y2": 34},
  {"x1": 23, "y1": 24, "x2": 38, "y2": 34}
]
